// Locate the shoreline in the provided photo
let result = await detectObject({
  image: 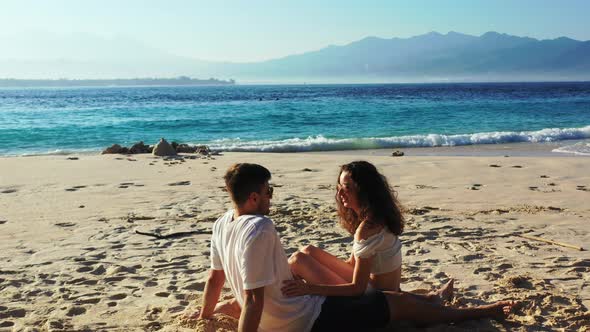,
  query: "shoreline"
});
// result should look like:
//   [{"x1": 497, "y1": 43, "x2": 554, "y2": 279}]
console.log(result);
[{"x1": 4, "y1": 139, "x2": 590, "y2": 159}]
